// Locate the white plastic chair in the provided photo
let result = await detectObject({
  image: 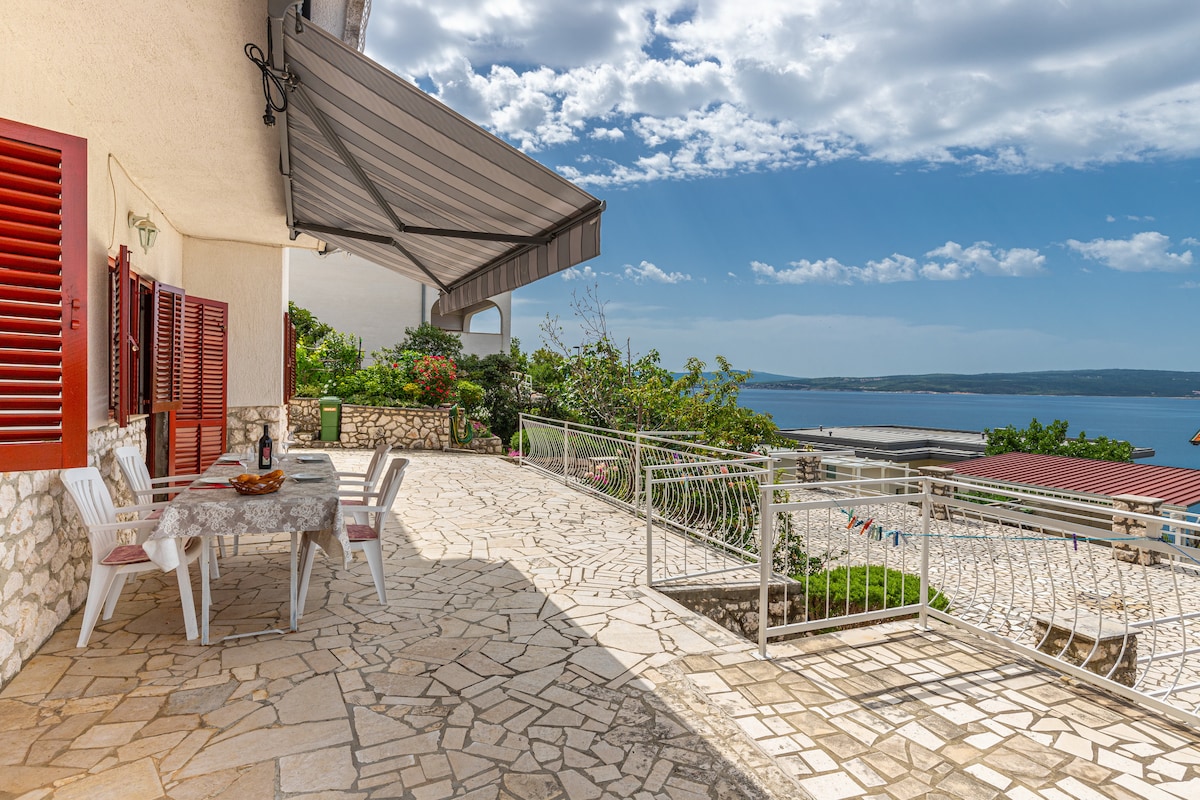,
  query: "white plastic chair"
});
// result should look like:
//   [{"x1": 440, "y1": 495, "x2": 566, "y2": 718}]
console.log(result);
[
  {"x1": 299, "y1": 457, "x2": 409, "y2": 613},
  {"x1": 336, "y1": 443, "x2": 392, "y2": 517},
  {"x1": 61, "y1": 467, "x2": 206, "y2": 647},
  {"x1": 115, "y1": 445, "x2": 235, "y2": 559}
]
